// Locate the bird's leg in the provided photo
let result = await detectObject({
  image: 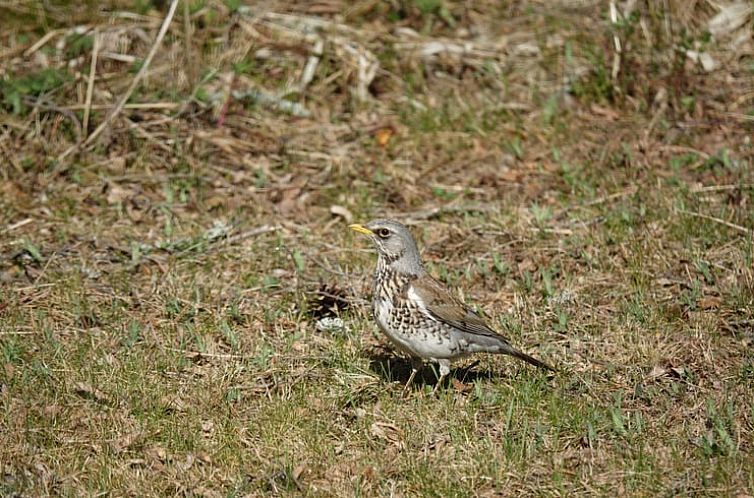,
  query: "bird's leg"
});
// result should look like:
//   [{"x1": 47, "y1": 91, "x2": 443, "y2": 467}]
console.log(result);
[
  {"x1": 403, "y1": 358, "x2": 423, "y2": 395},
  {"x1": 432, "y1": 360, "x2": 451, "y2": 395},
  {"x1": 465, "y1": 359, "x2": 480, "y2": 372}
]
